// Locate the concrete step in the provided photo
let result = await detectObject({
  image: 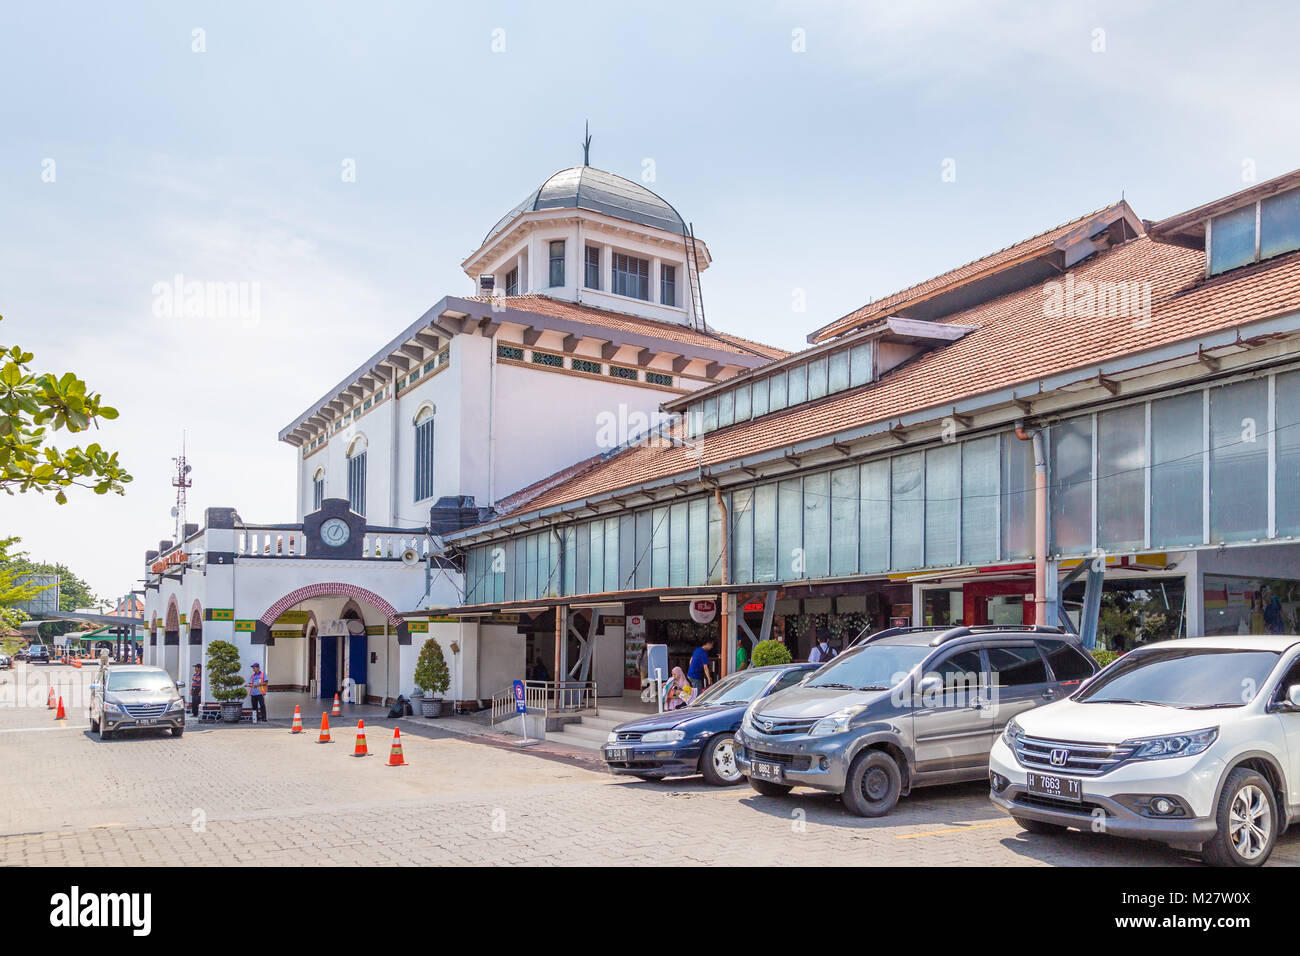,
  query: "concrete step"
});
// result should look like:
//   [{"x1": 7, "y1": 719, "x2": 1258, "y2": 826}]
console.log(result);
[
  {"x1": 554, "y1": 722, "x2": 613, "y2": 744},
  {"x1": 595, "y1": 707, "x2": 657, "y2": 725},
  {"x1": 547, "y1": 728, "x2": 604, "y2": 751}
]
